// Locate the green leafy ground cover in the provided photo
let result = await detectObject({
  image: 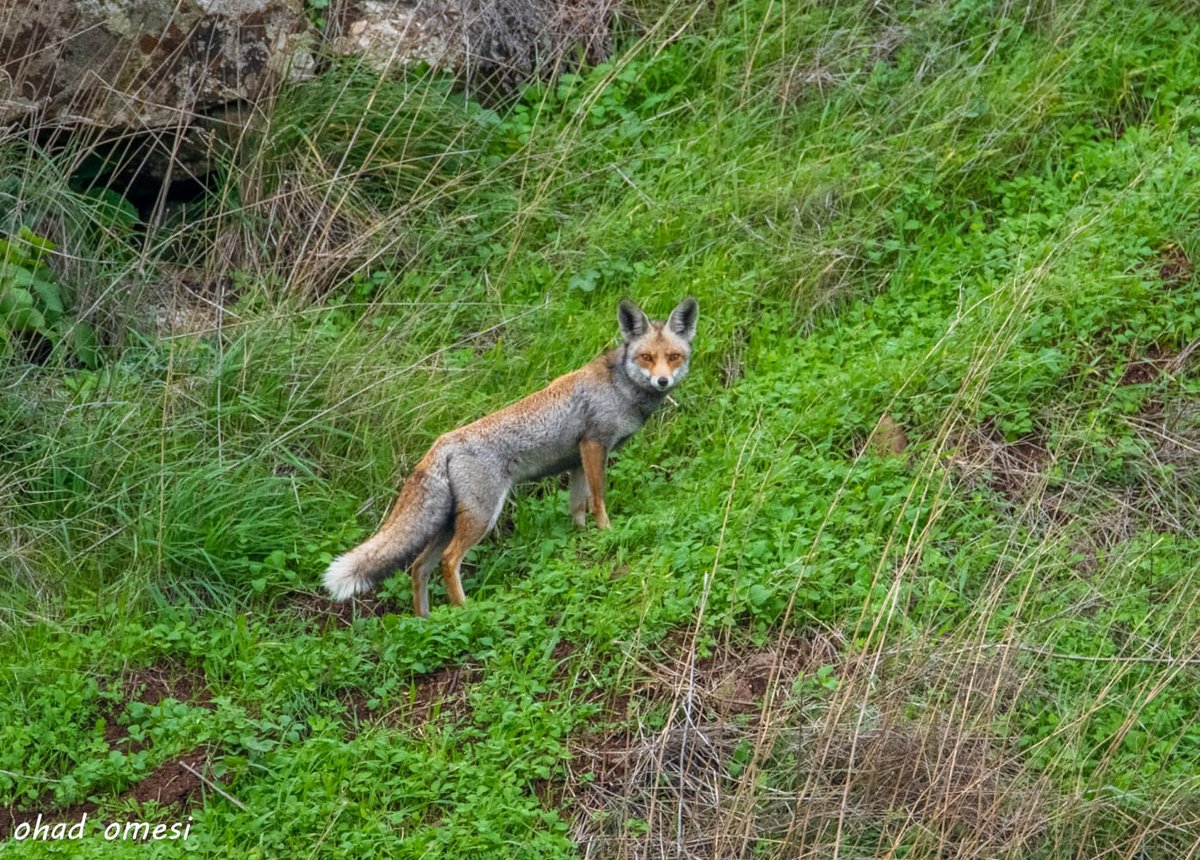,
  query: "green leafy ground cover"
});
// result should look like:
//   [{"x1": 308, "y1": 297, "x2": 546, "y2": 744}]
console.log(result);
[{"x1": 2, "y1": 1, "x2": 1200, "y2": 856}]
